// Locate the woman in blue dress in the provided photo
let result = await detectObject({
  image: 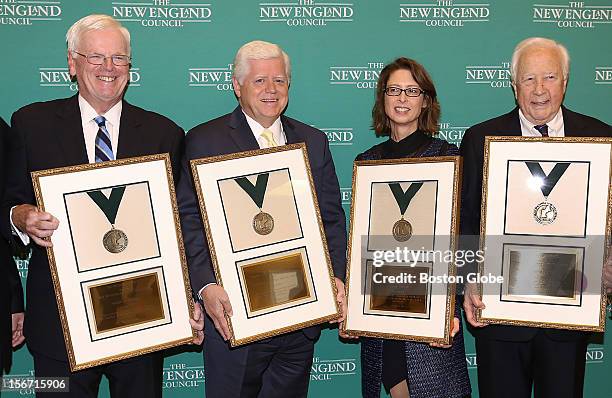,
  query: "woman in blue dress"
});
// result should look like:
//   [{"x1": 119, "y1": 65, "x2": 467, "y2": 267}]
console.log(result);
[{"x1": 357, "y1": 57, "x2": 471, "y2": 398}]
